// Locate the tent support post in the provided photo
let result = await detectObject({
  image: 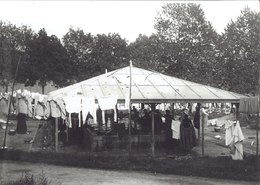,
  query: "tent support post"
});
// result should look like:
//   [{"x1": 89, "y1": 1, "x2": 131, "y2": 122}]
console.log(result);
[
  {"x1": 55, "y1": 118, "x2": 58, "y2": 152},
  {"x1": 172, "y1": 103, "x2": 175, "y2": 119},
  {"x1": 2, "y1": 56, "x2": 21, "y2": 151},
  {"x1": 128, "y1": 60, "x2": 132, "y2": 156},
  {"x1": 151, "y1": 103, "x2": 155, "y2": 157},
  {"x1": 202, "y1": 113, "x2": 204, "y2": 157},
  {"x1": 257, "y1": 96, "x2": 259, "y2": 156},
  {"x1": 66, "y1": 121, "x2": 68, "y2": 144},
  {"x1": 258, "y1": 5, "x2": 260, "y2": 156}
]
